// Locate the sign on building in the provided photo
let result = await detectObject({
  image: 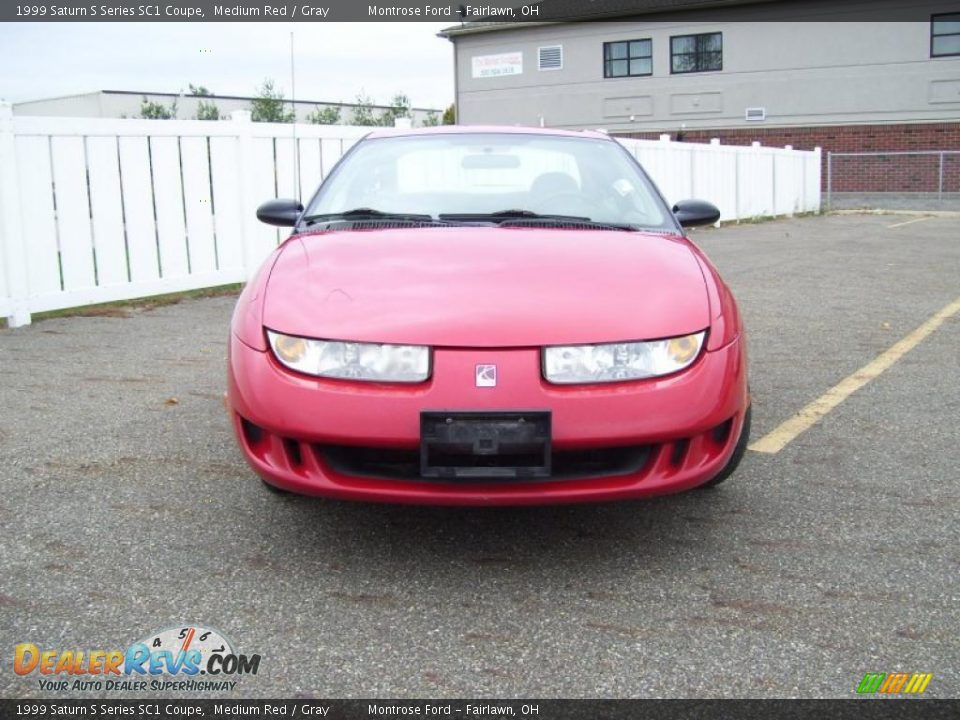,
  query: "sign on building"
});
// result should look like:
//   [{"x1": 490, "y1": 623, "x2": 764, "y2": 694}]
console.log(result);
[{"x1": 471, "y1": 52, "x2": 523, "y2": 79}]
